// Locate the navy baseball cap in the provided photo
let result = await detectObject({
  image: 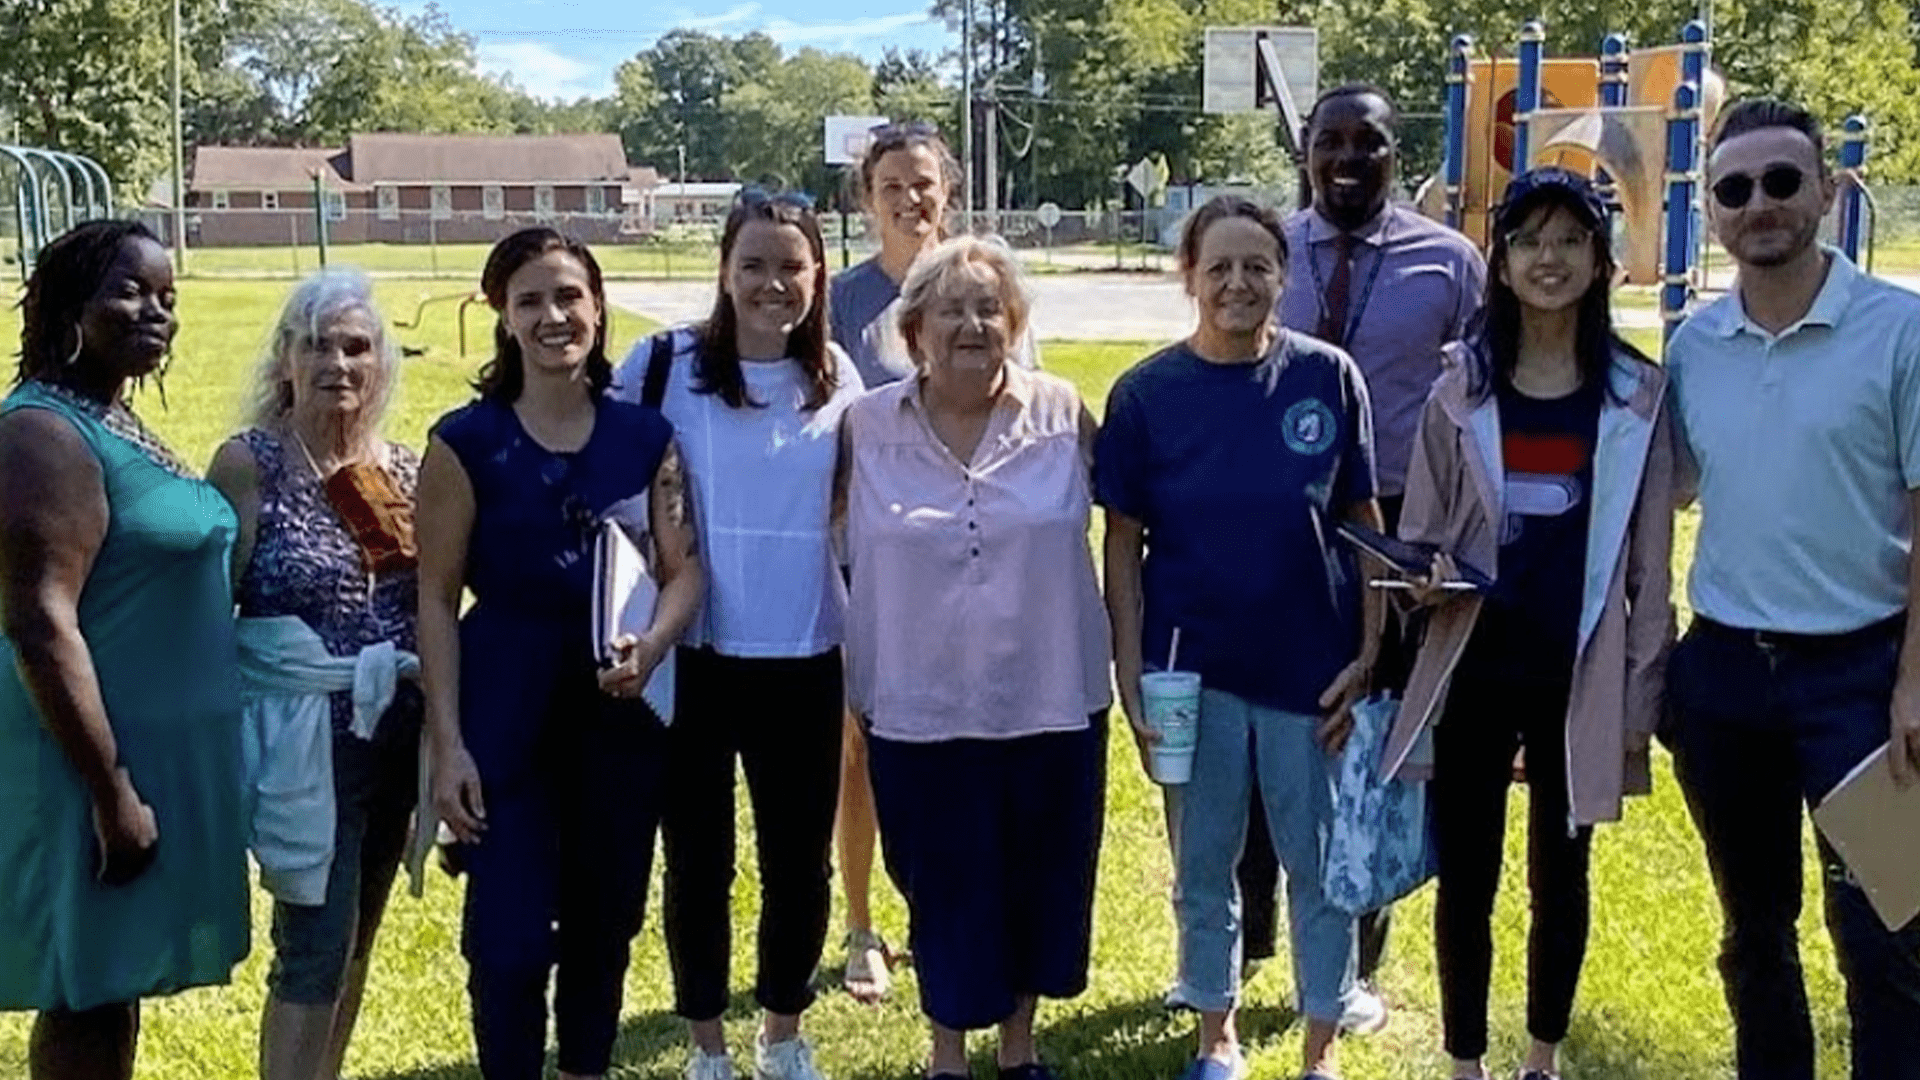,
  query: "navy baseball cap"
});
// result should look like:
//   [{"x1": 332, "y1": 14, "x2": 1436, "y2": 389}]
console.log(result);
[{"x1": 1494, "y1": 166, "x2": 1611, "y2": 244}]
